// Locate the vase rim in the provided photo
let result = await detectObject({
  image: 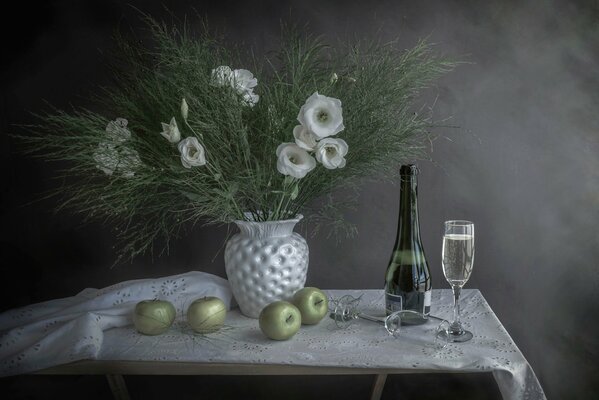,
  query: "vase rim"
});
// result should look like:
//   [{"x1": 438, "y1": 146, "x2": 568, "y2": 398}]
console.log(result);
[{"x1": 234, "y1": 212, "x2": 304, "y2": 225}]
